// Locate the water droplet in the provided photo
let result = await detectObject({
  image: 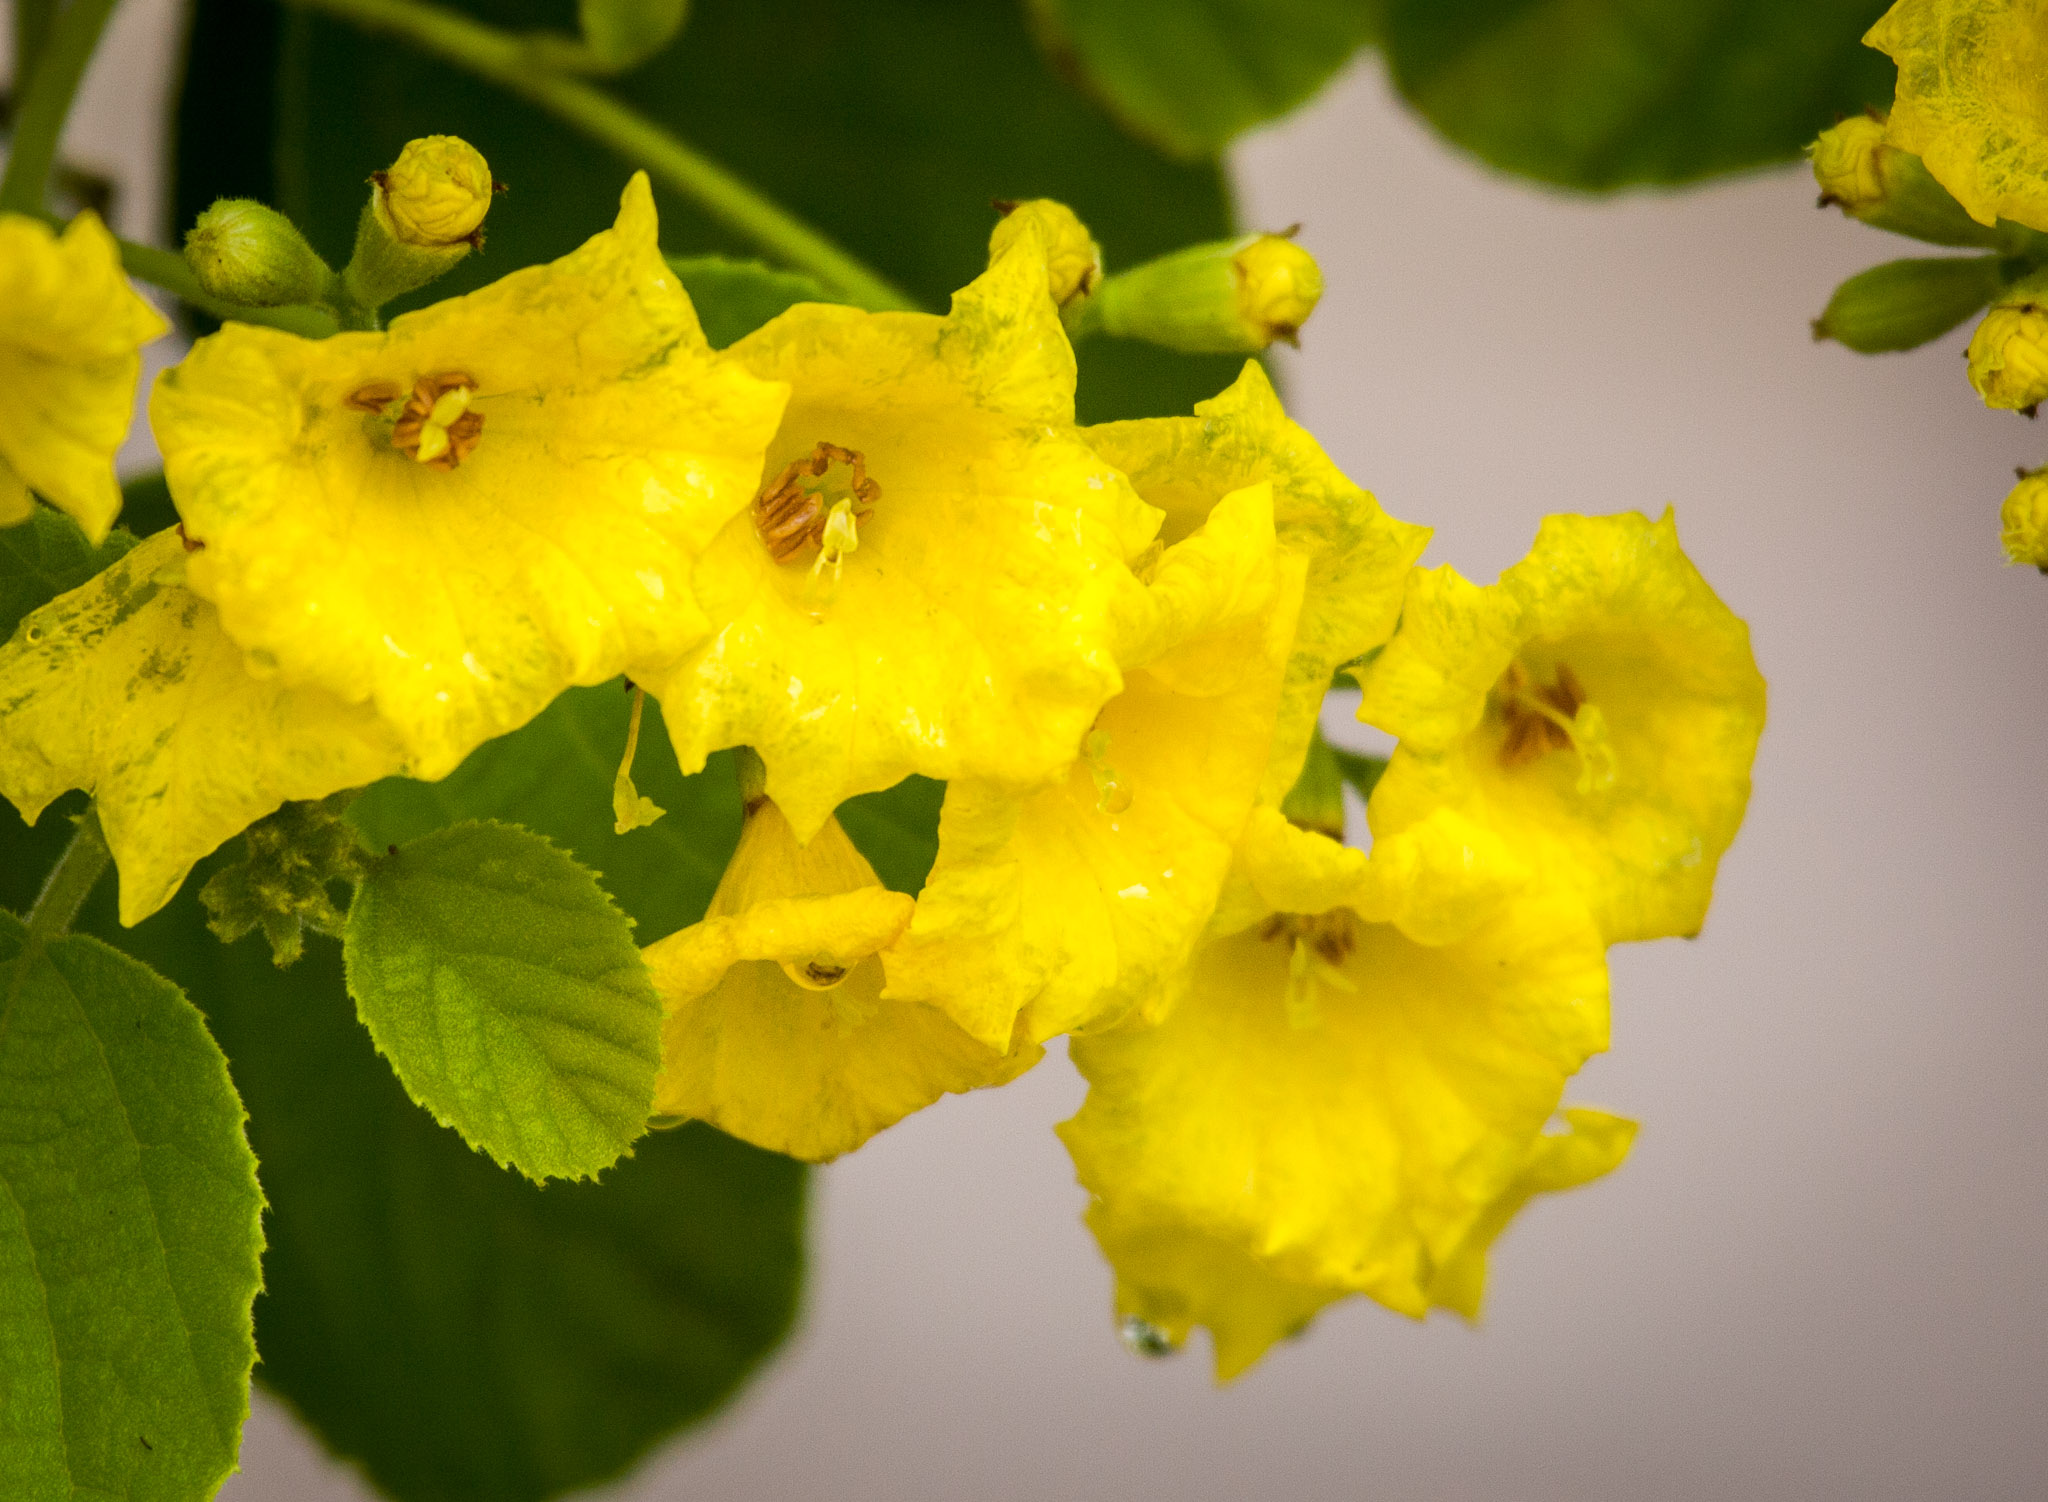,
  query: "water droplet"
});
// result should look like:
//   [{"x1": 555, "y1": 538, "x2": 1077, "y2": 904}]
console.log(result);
[{"x1": 1120, "y1": 1316, "x2": 1178, "y2": 1358}]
